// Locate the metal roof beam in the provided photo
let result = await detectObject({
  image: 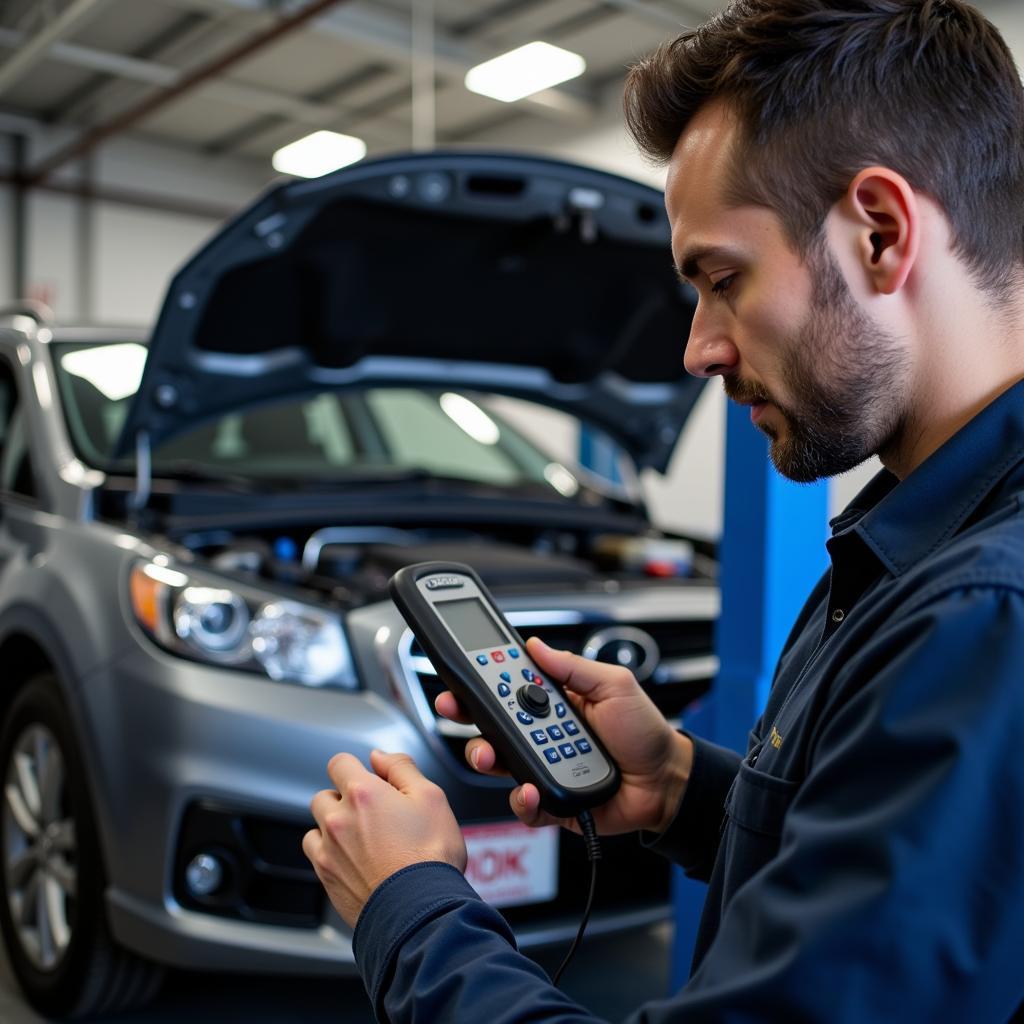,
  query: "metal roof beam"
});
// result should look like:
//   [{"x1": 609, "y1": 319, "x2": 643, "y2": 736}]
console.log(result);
[
  {"x1": 165, "y1": 0, "x2": 602, "y2": 122},
  {"x1": 202, "y1": 61, "x2": 398, "y2": 155},
  {"x1": 0, "y1": 9, "x2": 409, "y2": 159},
  {"x1": 598, "y1": 0, "x2": 702, "y2": 31},
  {"x1": 0, "y1": 0, "x2": 113, "y2": 99},
  {"x1": 0, "y1": 27, "x2": 344, "y2": 123},
  {"x1": 51, "y1": 9, "x2": 226, "y2": 126},
  {"x1": 0, "y1": 29, "x2": 176, "y2": 88},
  {"x1": 25, "y1": 0, "x2": 352, "y2": 185}
]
